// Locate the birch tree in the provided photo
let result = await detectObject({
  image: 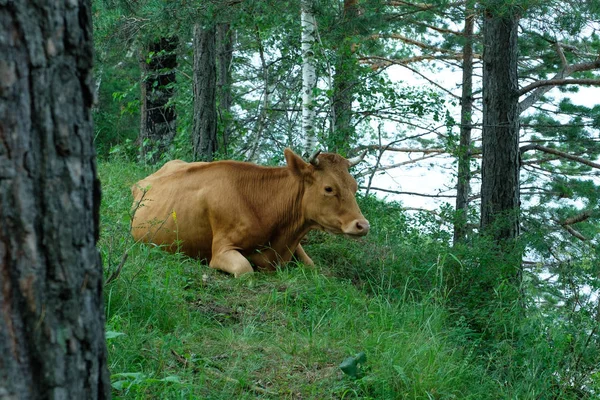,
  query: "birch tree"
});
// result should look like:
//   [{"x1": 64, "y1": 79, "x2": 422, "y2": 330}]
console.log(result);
[{"x1": 301, "y1": 0, "x2": 318, "y2": 155}]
